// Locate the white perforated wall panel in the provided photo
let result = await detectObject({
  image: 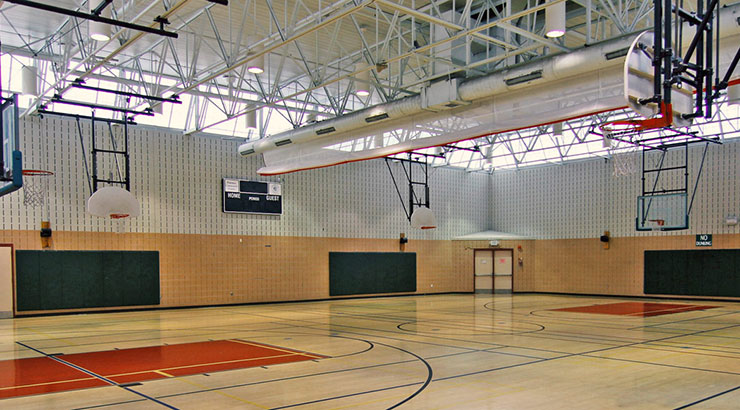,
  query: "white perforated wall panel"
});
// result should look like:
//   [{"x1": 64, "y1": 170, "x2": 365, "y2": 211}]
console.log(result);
[
  {"x1": 1, "y1": 117, "x2": 490, "y2": 239},
  {"x1": 492, "y1": 139, "x2": 740, "y2": 239}
]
